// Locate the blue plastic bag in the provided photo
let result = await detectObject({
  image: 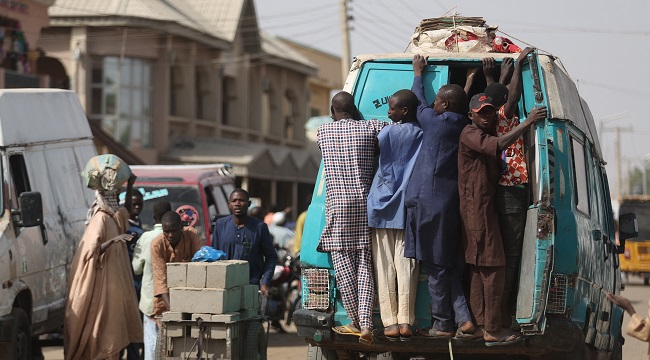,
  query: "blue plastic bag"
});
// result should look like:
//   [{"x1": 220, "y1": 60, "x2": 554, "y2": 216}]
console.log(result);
[{"x1": 192, "y1": 246, "x2": 226, "y2": 262}]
